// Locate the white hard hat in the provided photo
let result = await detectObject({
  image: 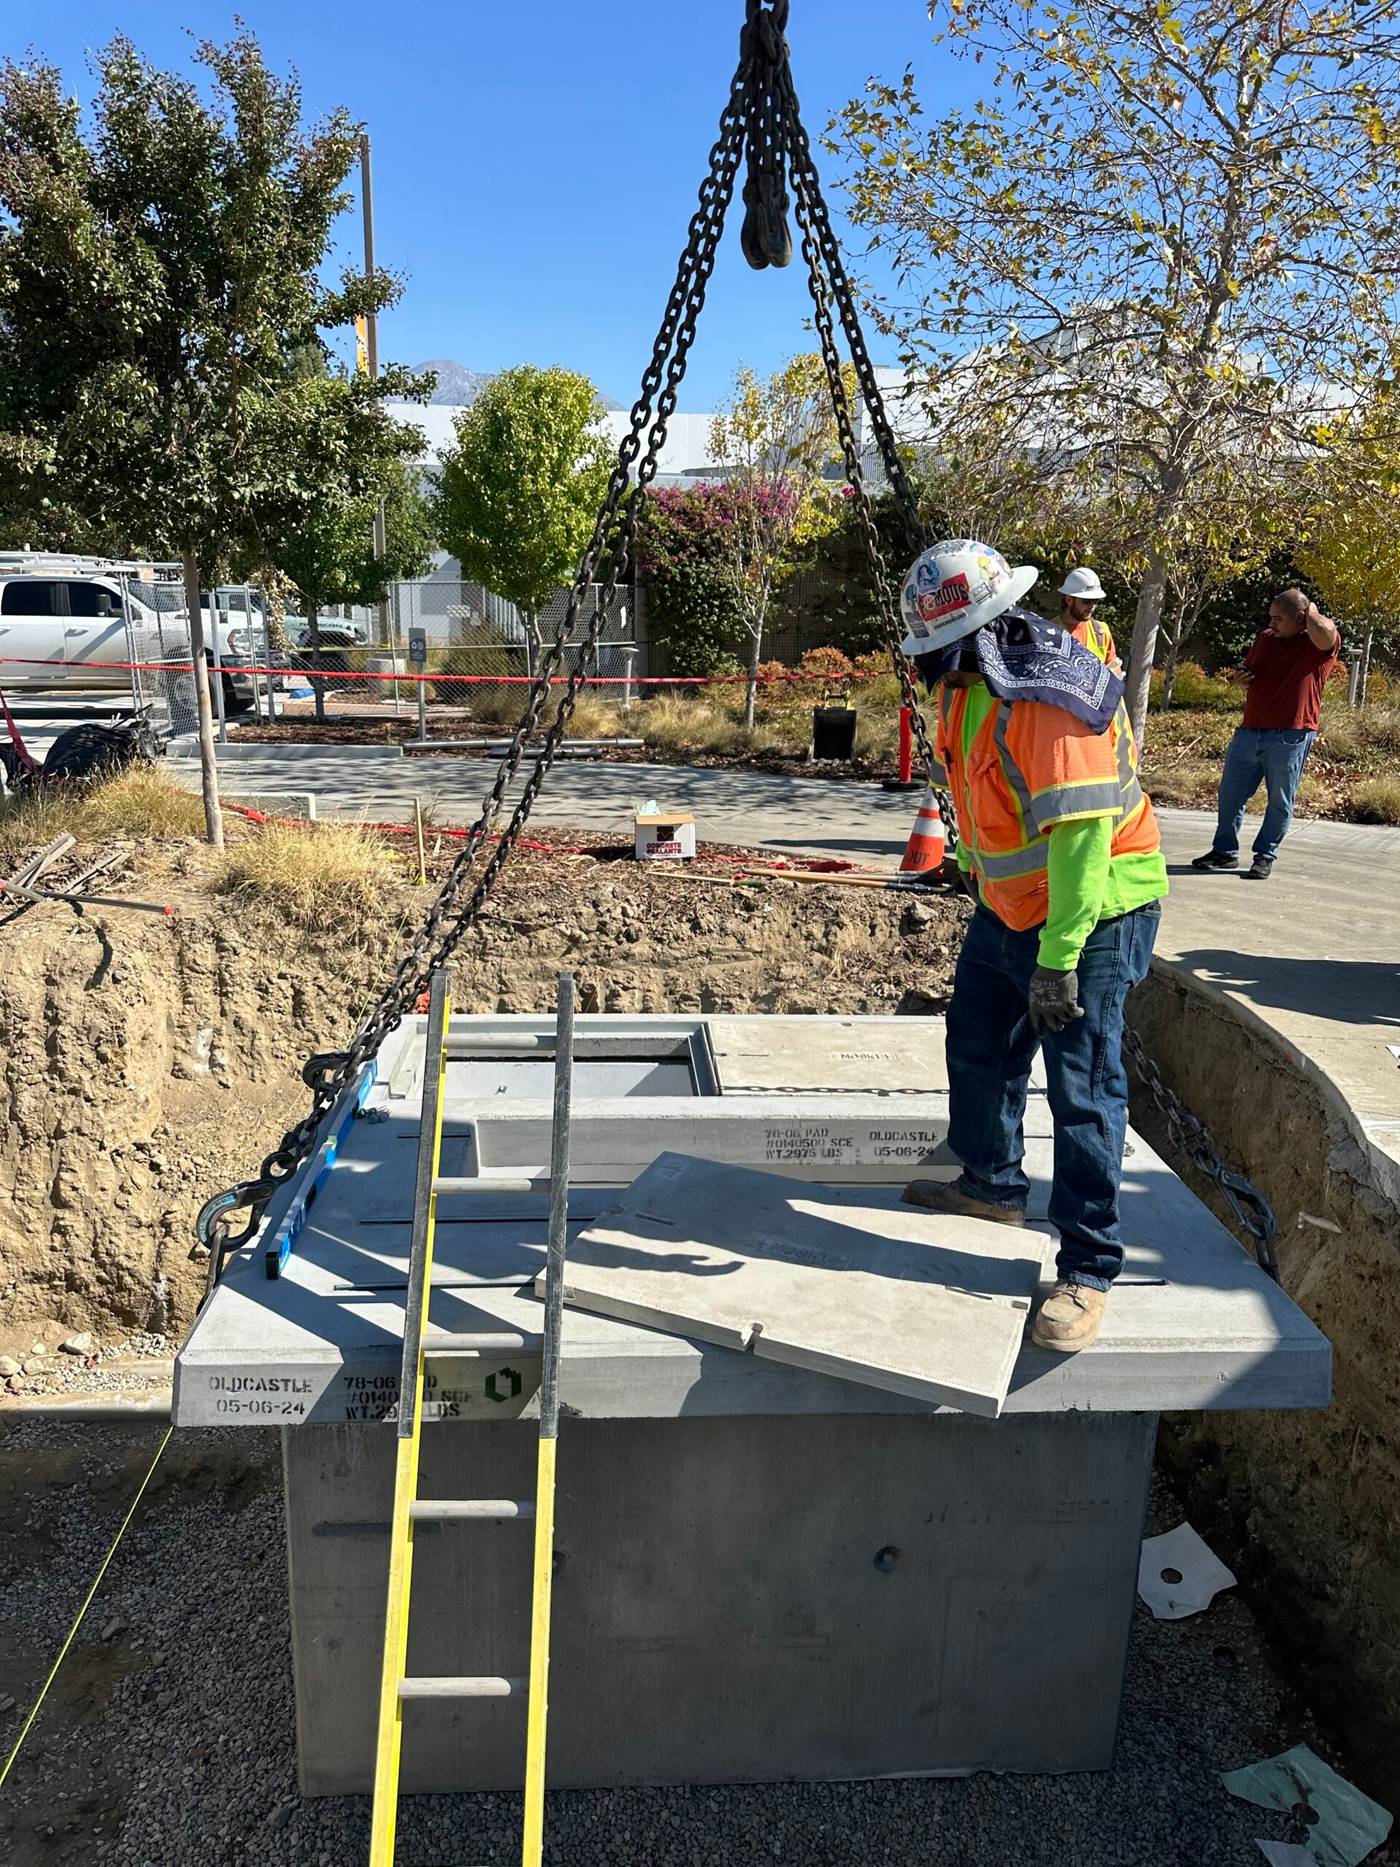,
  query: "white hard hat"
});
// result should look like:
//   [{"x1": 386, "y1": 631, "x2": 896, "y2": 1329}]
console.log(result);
[
  {"x1": 1059, "y1": 566, "x2": 1107, "y2": 601},
  {"x1": 898, "y1": 539, "x2": 1039, "y2": 659}
]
